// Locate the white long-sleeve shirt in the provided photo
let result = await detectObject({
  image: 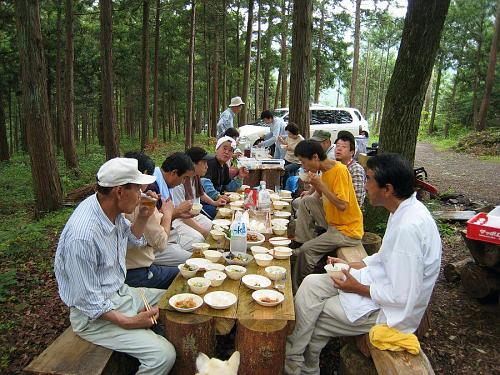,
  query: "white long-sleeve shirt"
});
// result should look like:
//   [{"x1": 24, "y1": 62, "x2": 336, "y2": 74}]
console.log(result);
[
  {"x1": 339, "y1": 193, "x2": 441, "y2": 333},
  {"x1": 260, "y1": 117, "x2": 287, "y2": 159}
]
